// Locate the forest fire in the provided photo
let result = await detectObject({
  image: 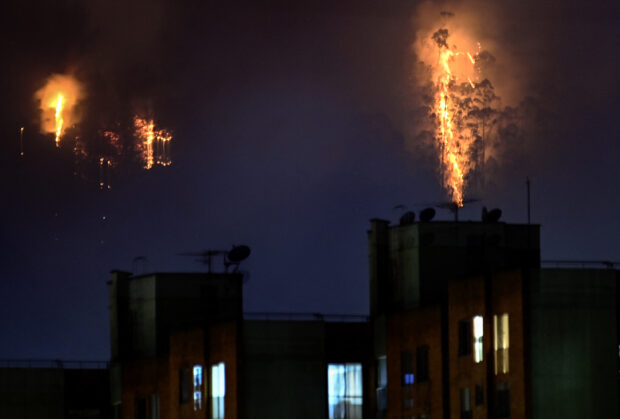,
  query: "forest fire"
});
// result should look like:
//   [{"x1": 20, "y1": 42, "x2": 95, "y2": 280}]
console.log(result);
[
  {"x1": 133, "y1": 116, "x2": 172, "y2": 170},
  {"x1": 413, "y1": 7, "x2": 508, "y2": 207},
  {"x1": 431, "y1": 28, "x2": 480, "y2": 206},
  {"x1": 35, "y1": 74, "x2": 83, "y2": 148}
]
